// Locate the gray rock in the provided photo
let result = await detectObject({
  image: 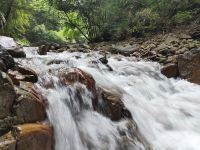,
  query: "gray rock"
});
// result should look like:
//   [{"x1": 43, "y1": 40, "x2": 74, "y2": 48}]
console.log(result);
[
  {"x1": 111, "y1": 44, "x2": 139, "y2": 56},
  {"x1": 0, "y1": 72, "x2": 16, "y2": 119},
  {"x1": 0, "y1": 47, "x2": 15, "y2": 71},
  {"x1": 178, "y1": 48, "x2": 200, "y2": 84},
  {"x1": 0, "y1": 36, "x2": 25, "y2": 58}
]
